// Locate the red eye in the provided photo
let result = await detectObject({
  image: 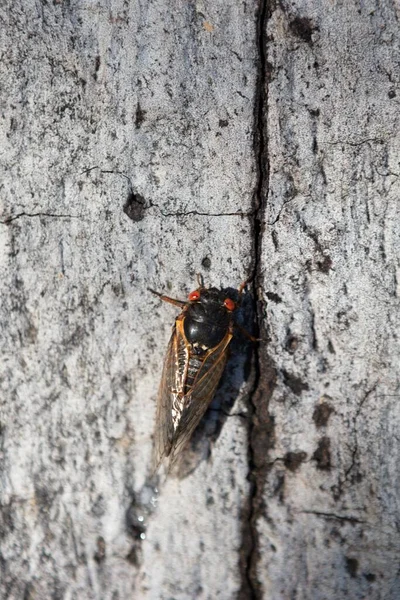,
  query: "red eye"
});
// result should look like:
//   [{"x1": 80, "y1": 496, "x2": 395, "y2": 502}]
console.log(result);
[
  {"x1": 224, "y1": 298, "x2": 236, "y2": 311},
  {"x1": 188, "y1": 290, "x2": 201, "y2": 301}
]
